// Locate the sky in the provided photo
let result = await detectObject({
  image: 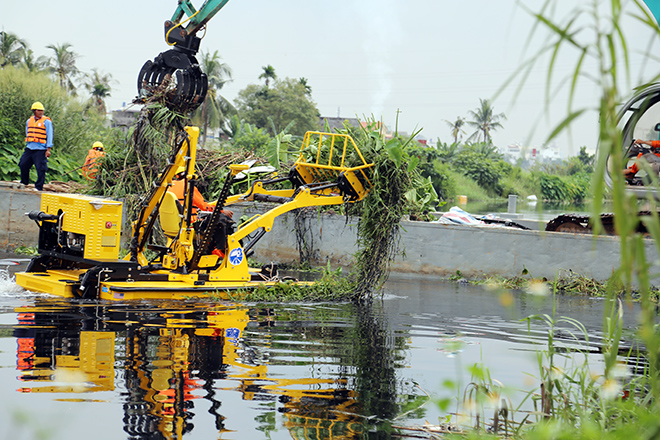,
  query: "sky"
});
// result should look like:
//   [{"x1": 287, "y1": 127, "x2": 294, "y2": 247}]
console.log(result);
[{"x1": 4, "y1": 0, "x2": 660, "y2": 158}]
